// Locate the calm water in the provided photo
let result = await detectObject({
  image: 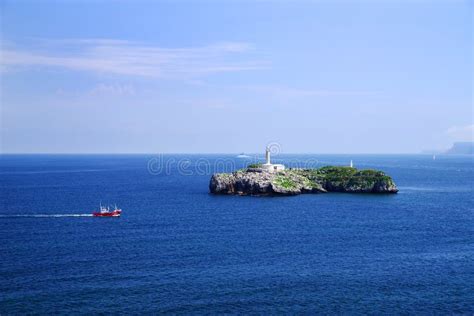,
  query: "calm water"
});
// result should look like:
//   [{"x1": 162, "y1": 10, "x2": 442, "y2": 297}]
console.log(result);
[{"x1": 1, "y1": 154, "x2": 473, "y2": 314}]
